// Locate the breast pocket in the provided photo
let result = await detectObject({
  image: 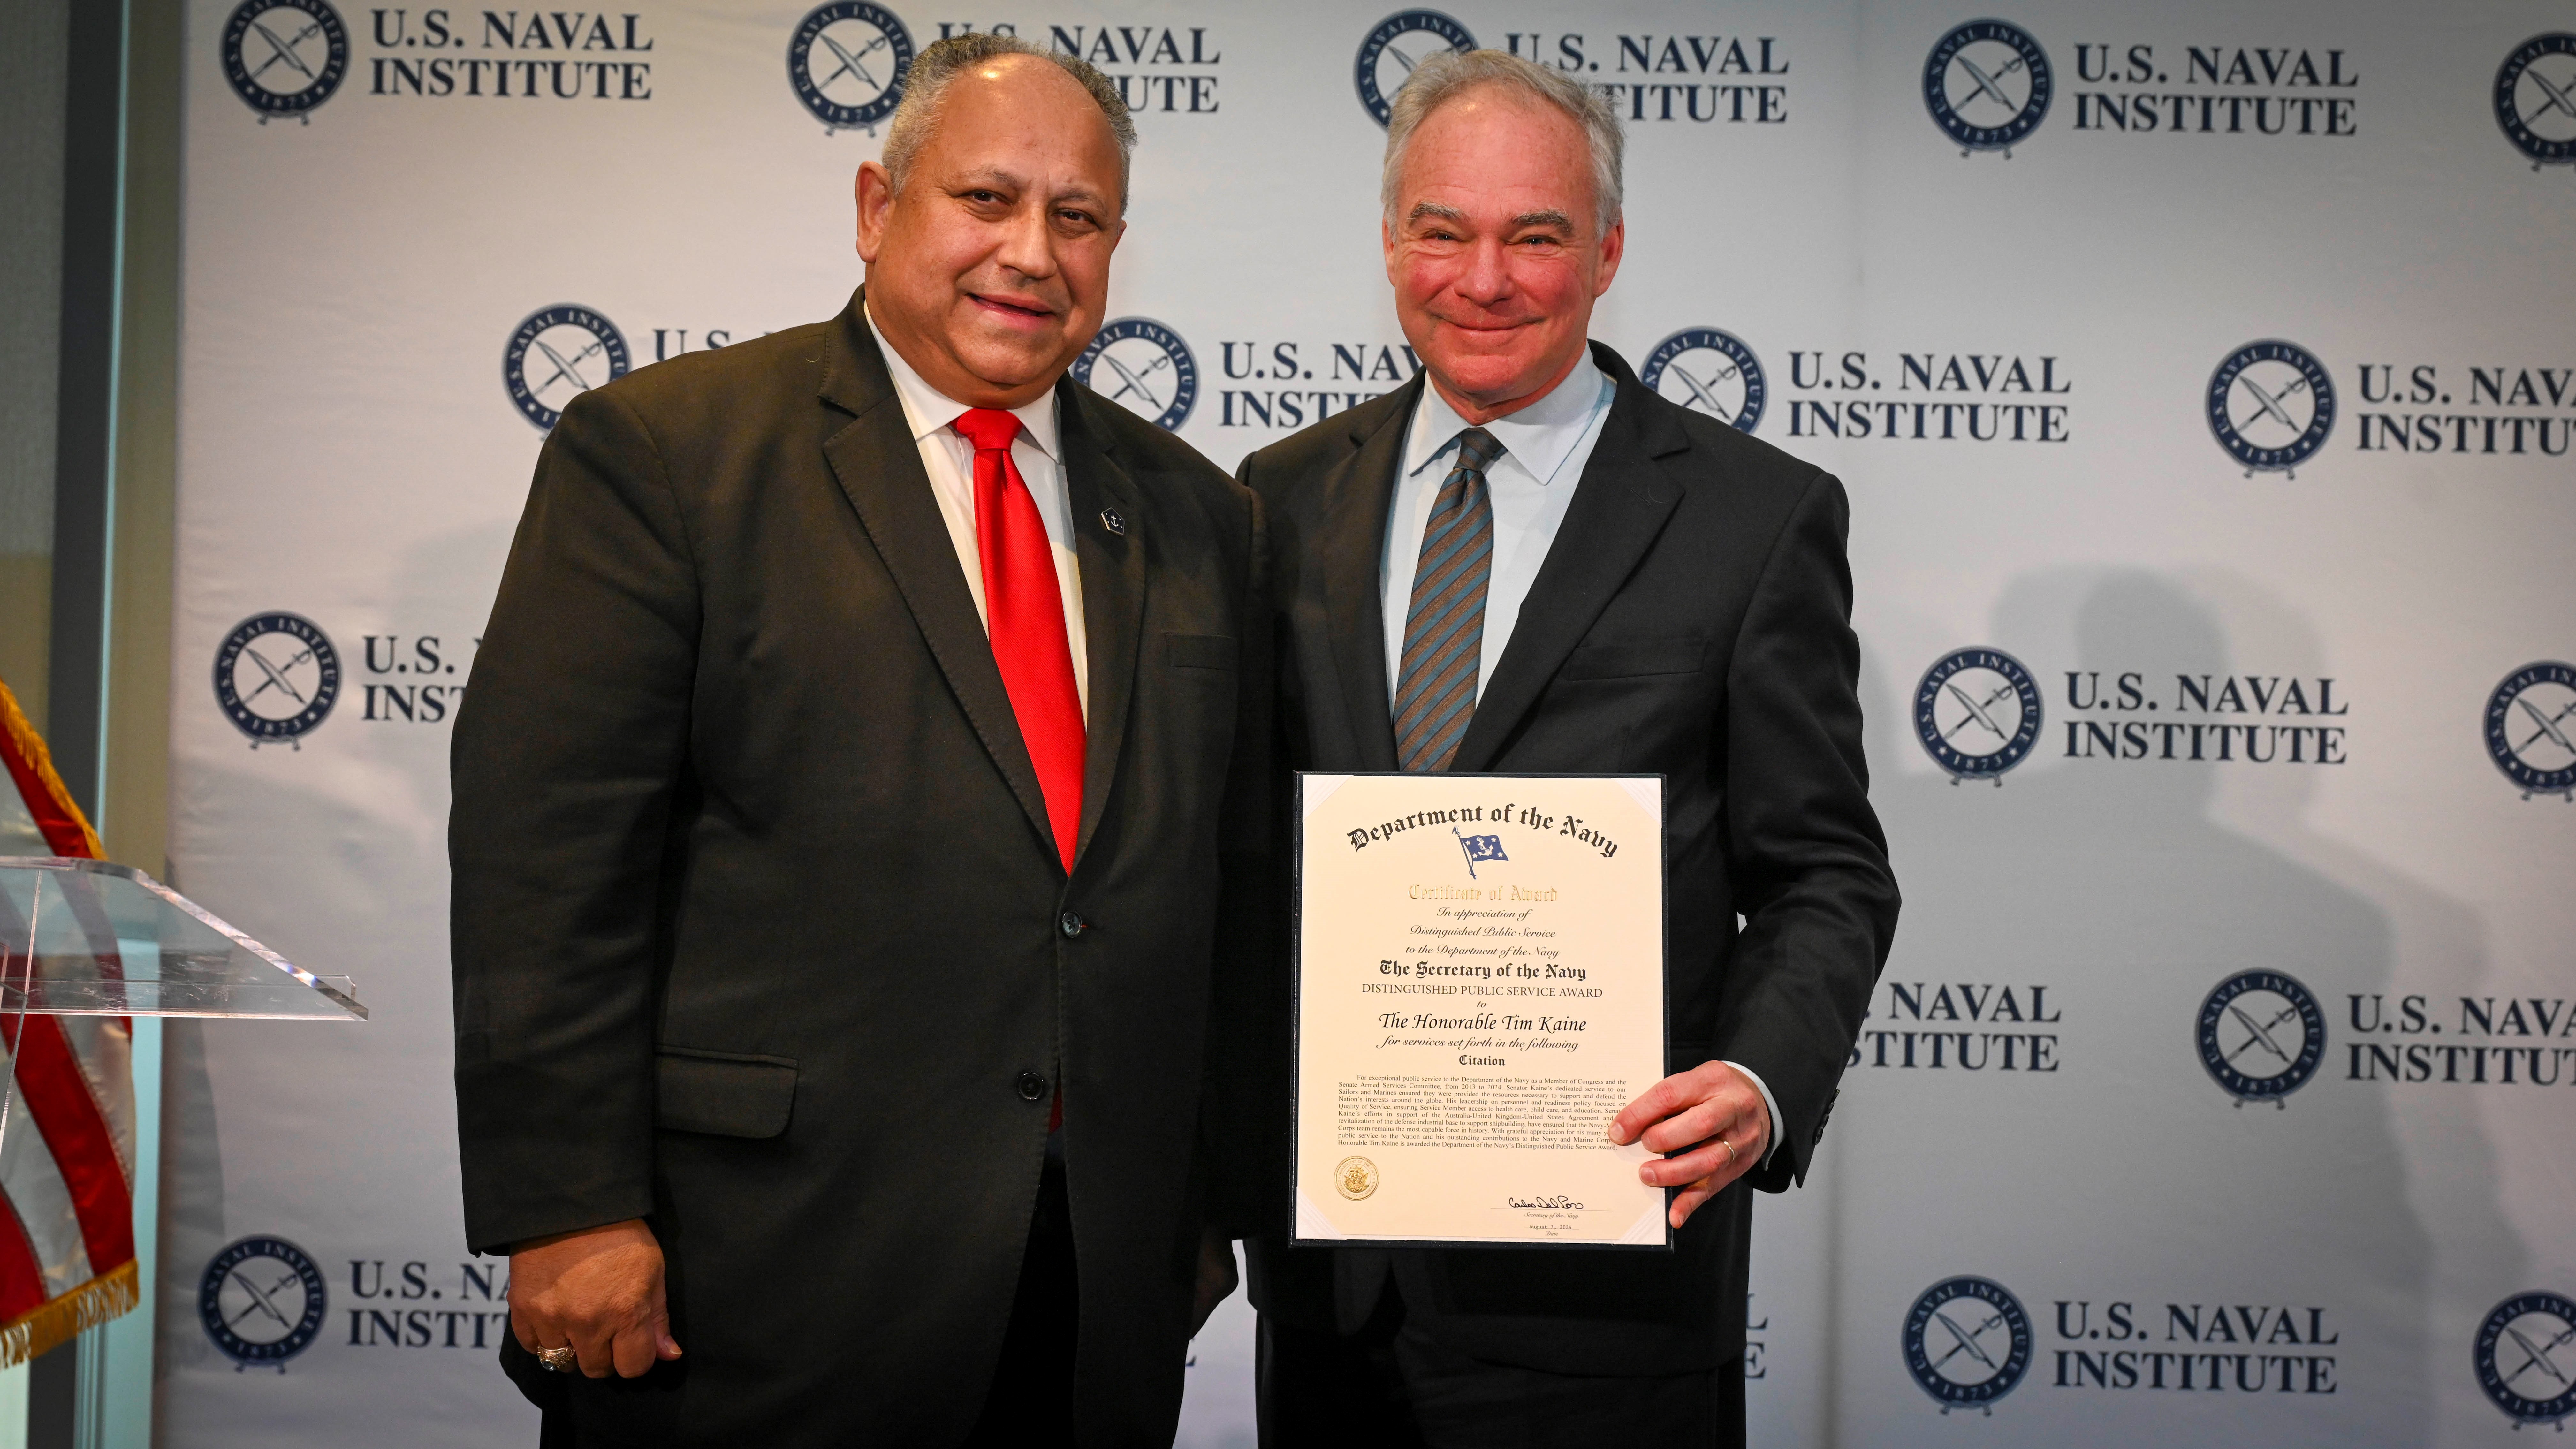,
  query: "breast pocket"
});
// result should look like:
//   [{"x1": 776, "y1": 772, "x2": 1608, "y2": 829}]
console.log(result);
[{"x1": 1559, "y1": 636, "x2": 1706, "y2": 680}]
